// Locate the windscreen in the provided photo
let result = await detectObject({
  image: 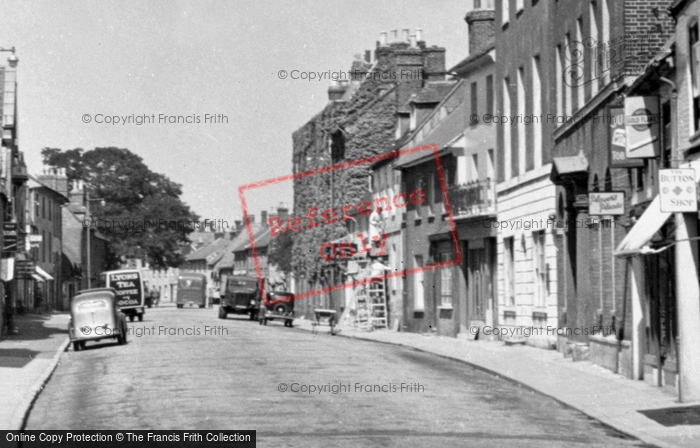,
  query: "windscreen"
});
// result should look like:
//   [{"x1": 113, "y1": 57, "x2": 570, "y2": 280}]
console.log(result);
[{"x1": 179, "y1": 277, "x2": 204, "y2": 289}]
